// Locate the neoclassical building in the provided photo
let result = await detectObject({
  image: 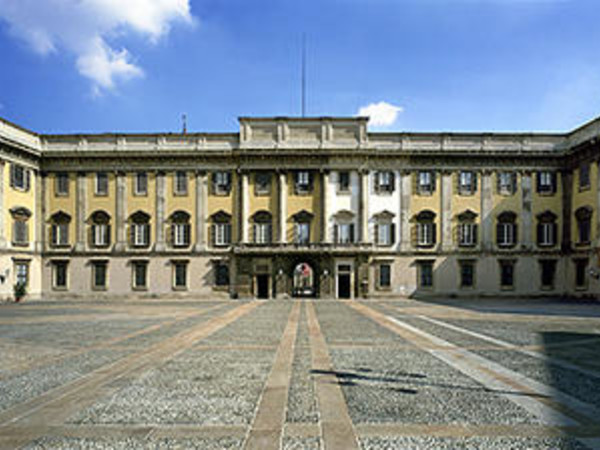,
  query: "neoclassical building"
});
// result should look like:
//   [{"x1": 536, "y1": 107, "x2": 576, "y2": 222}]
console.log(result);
[{"x1": 1, "y1": 115, "x2": 600, "y2": 300}]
